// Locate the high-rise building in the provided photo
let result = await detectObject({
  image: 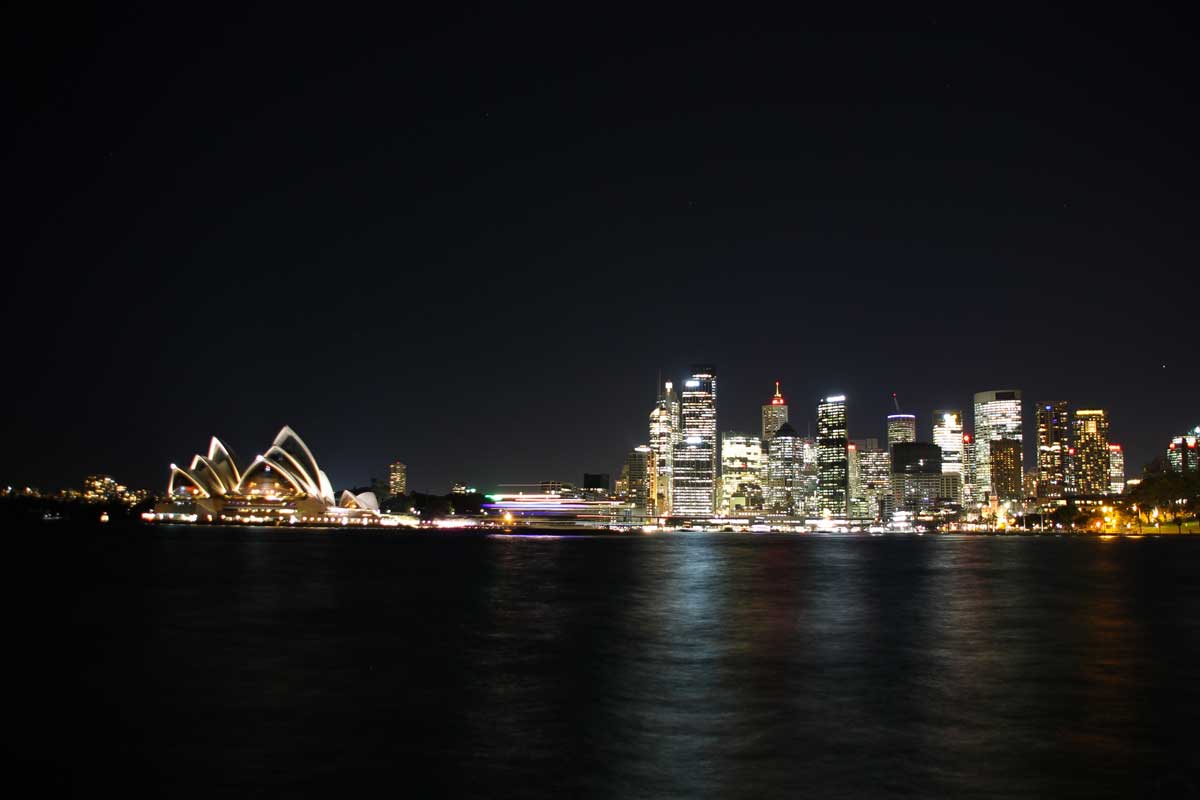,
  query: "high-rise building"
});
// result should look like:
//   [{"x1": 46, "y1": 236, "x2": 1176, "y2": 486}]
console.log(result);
[
  {"x1": 762, "y1": 381, "x2": 789, "y2": 442},
  {"x1": 721, "y1": 432, "x2": 763, "y2": 513},
  {"x1": 1167, "y1": 427, "x2": 1200, "y2": 473},
  {"x1": 891, "y1": 442, "x2": 944, "y2": 512},
  {"x1": 857, "y1": 448, "x2": 892, "y2": 520},
  {"x1": 887, "y1": 414, "x2": 917, "y2": 451},
  {"x1": 973, "y1": 390, "x2": 1023, "y2": 501},
  {"x1": 1072, "y1": 409, "x2": 1110, "y2": 495},
  {"x1": 672, "y1": 365, "x2": 718, "y2": 515},
  {"x1": 817, "y1": 395, "x2": 849, "y2": 517},
  {"x1": 932, "y1": 409, "x2": 964, "y2": 475},
  {"x1": 388, "y1": 461, "x2": 407, "y2": 496},
  {"x1": 1035, "y1": 401, "x2": 1069, "y2": 498},
  {"x1": 1108, "y1": 444, "x2": 1125, "y2": 495},
  {"x1": 961, "y1": 432, "x2": 977, "y2": 506},
  {"x1": 625, "y1": 446, "x2": 654, "y2": 513},
  {"x1": 990, "y1": 439, "x2": 1024, "y2": 501},
  {"x1": 649, "y1": 381, "x2": 681, "y2": 515},
  {"x1": 766, "y1": 422, "x2": 804, "y2": 513}
]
